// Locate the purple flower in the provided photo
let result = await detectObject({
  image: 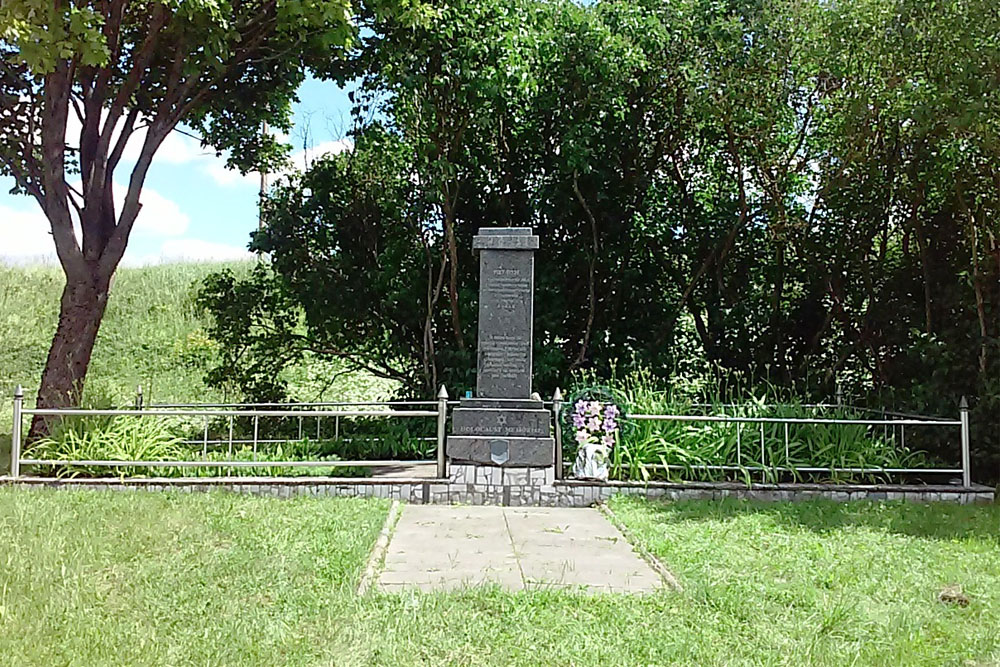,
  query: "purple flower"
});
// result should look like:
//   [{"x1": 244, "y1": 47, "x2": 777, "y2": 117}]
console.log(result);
[
  {"x1": 575, "y1": 429, "x2": 592, "y2": 444},
  {"x1": 574, "y1": 400, "x2": 587, "y2": 416},
  {"x1": 572, "y1": 413, "x2": 586, "y2": 428},
  {"x1": 601, "y1": 434, "x2": 614, "y2": 448},
  {"x1": 586, "y1": 401, "x2": 601, "y2": 416},
  {"x1": 587, "y1": 416, "x2": 602, "y2": 431},
  {"x1": 604, "y1": 404, "x2": 619, "y2": 418},
  {"x1": 602, "y1": 418, "x2": 617, "y2": 433}
]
